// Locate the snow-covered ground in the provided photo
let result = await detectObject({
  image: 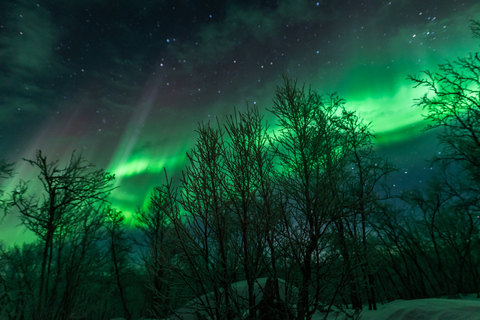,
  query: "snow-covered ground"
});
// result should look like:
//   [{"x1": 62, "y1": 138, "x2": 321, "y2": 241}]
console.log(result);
[
  {"x1": 316, "y1": 295, "x2": 480, "y2": 320},
  {"x1": 113, "y1": 288, "x2": 480, "y2": 319}
]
